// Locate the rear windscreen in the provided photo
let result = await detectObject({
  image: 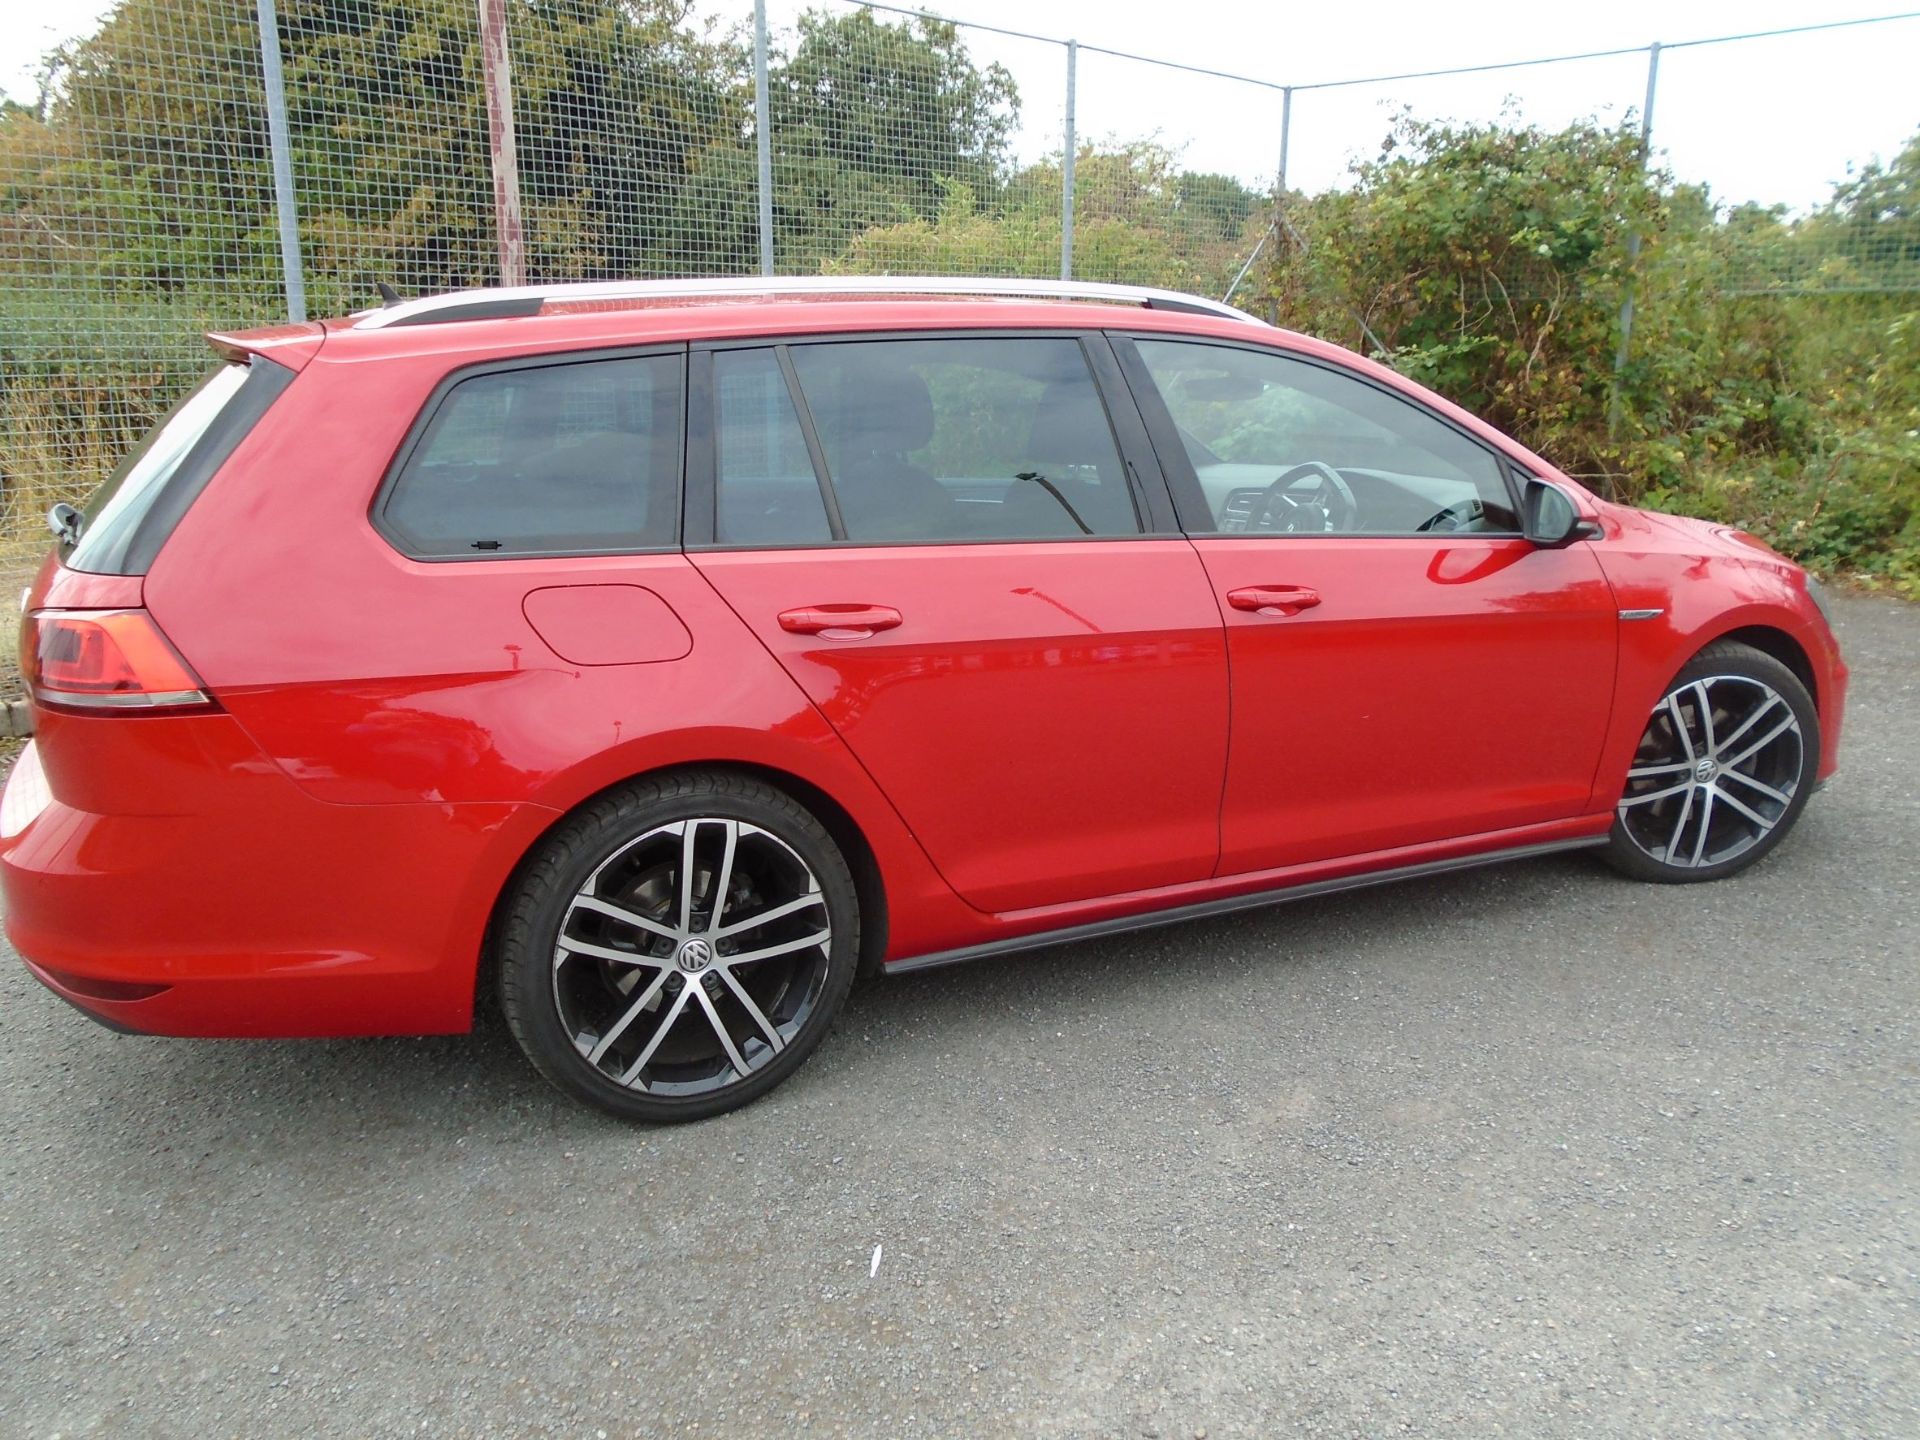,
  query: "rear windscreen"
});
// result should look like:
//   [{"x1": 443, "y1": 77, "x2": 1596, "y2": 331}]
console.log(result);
[{"x1": 64, "y1": 357, "x2": 295, "y2": 575}]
